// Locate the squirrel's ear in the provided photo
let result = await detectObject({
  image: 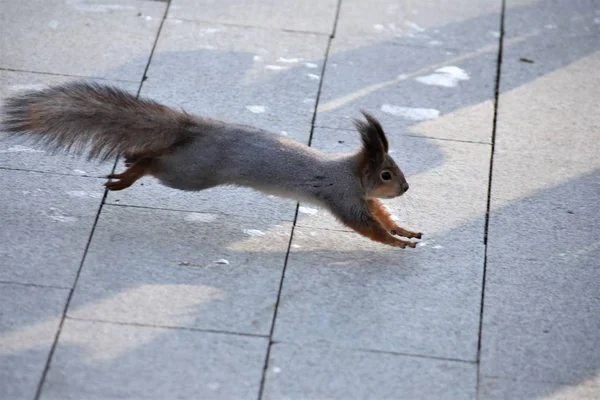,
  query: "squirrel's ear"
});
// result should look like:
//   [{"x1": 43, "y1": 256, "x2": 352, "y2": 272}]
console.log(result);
[
  {"x1": 360, "y1": 110, "x2": 388, "y2": 153},
  {"x1": 353, "y1": 110, "x2": 387, "y2": 168}
]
